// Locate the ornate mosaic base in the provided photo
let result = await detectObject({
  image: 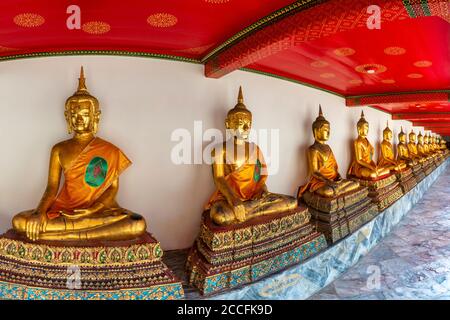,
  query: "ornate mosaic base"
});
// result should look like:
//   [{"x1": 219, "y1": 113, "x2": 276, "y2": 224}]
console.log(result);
[
  {"x1": 0, "y1": 281, "x2": 183, "y2": 300},
  {"x1": 302, "y1": 187, "x2": 369, "y2": 214},
  {"x1": 310, "y1": 199, "x2": 378, "y2": 243},
  {"x1": 372, "y1": 184, "x2": 404, "y2": 212},
  {"x1": 186, "y1": 232, "x2": 327, "y2": 296},
  {"x1": 199, "y1": 206, "x2": 311, "y2": 252},
  {"x1": 202, "y1": 159, "x2": 449, "y2": 300},
  {"x1": 197, "y1": 223, "x2": 315, "y2": 265},
  {"x1": 0, "y1": 230, "x2": 162, "y2": 265},
  {"x1": 413, "y1": 167, "x2": 426, "y2": 182},
  {"x1": 399, "y1": 175, "x2": 417, "y2": 194},
  {"x1": 0, "y1": 231, "x2": 184, "y2": 300},
  {"x1": 396, "y1": 168, "x2": 417, "y2": 194},
  {"x1": 350, "y1": 174, "x2": 397, "y2": 191}
]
